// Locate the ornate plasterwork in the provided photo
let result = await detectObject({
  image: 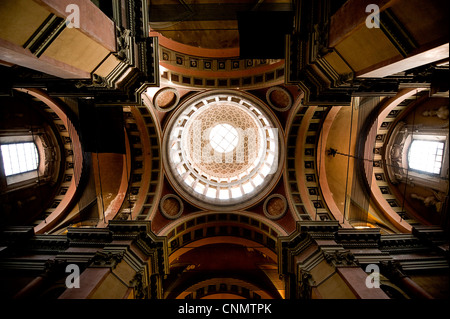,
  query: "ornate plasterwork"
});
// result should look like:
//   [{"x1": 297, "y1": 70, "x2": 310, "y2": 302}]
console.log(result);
[
  {"x1": 90, "y1": 251, "x2": 124, "y2": 269},
  {"x1": 322, "y1": 249, "x2": 359, "y2": 268},
  {"x1": 183, "y1": 102, "x2": 262, "y2": 179}
]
